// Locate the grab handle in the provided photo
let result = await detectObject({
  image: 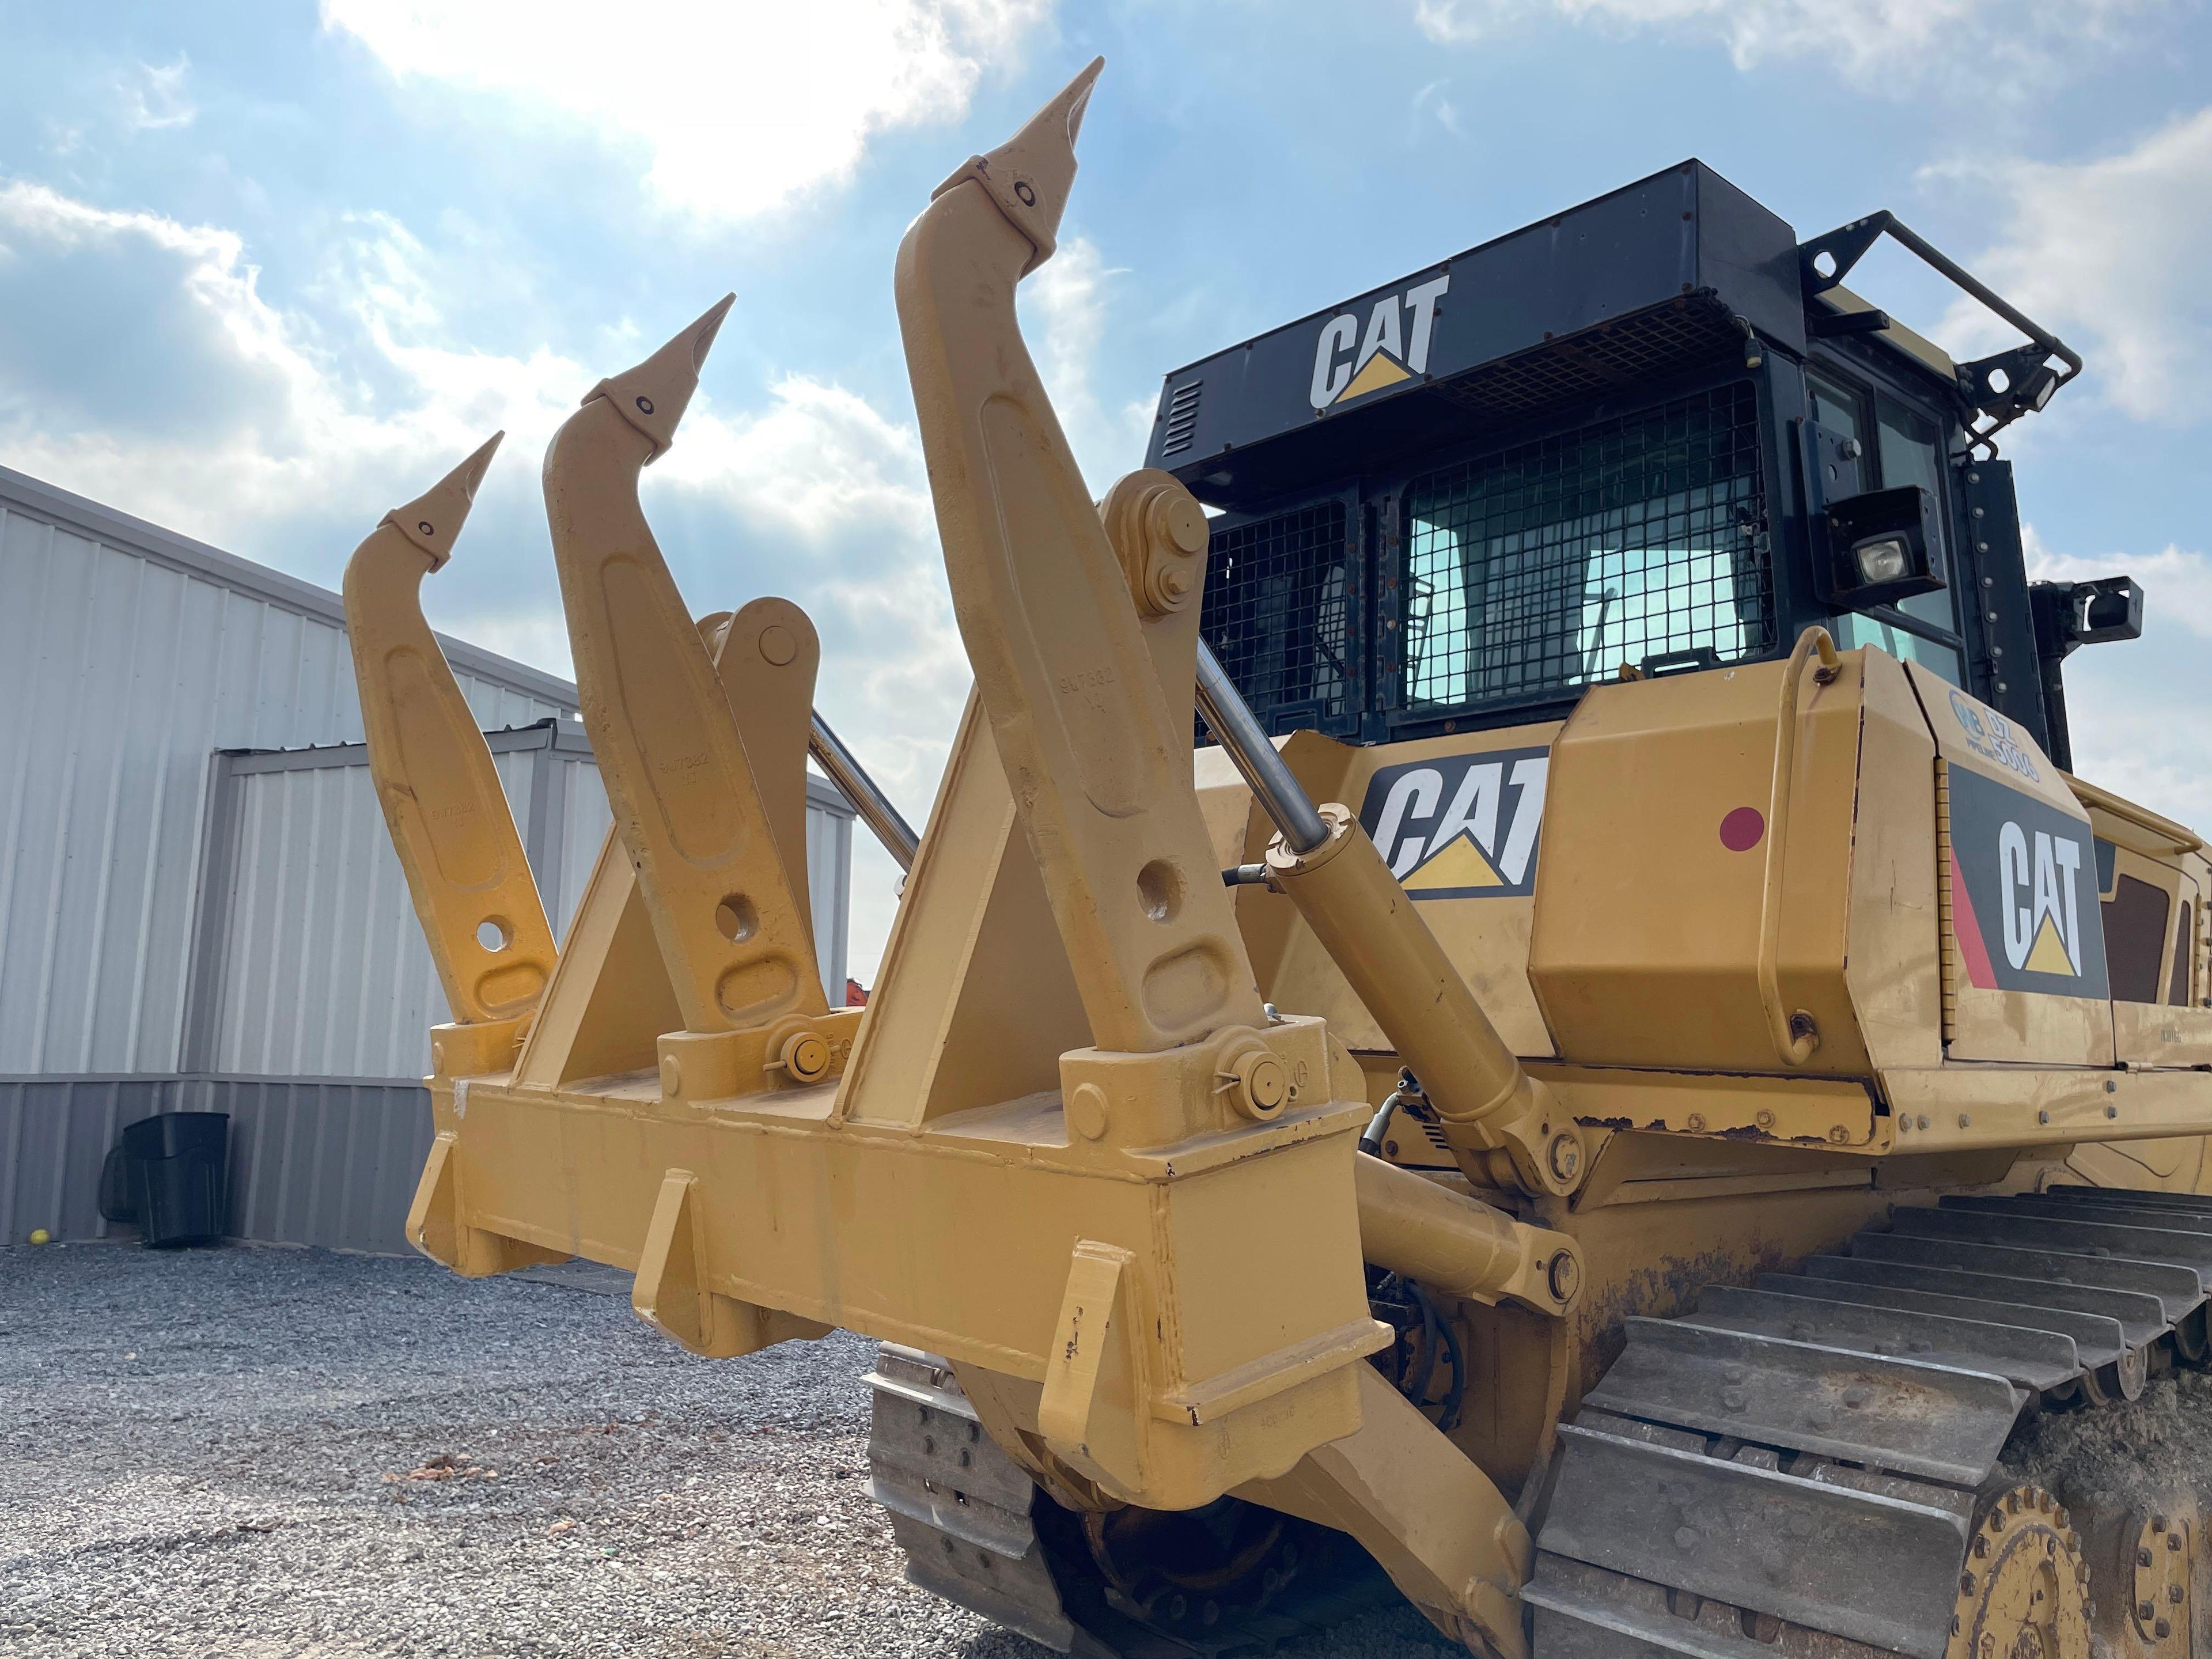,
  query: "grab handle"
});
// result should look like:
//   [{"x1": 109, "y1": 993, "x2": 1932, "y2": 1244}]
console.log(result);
[{"x1": 1759, "y1": 626, "x2": 1841, "y2": 1067}]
